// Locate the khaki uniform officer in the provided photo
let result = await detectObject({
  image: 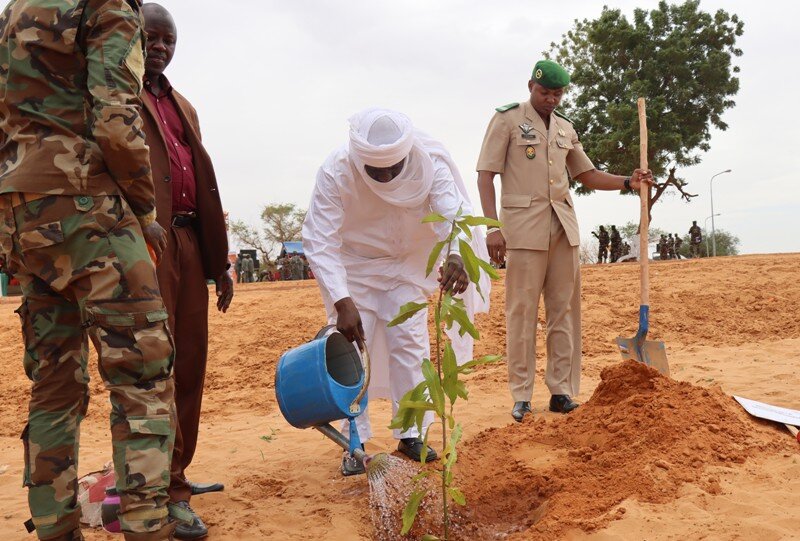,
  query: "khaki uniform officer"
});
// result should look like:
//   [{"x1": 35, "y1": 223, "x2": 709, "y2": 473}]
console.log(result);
[{"x1": 477, "y1": 60, "x2": 652, "y2": 421}]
